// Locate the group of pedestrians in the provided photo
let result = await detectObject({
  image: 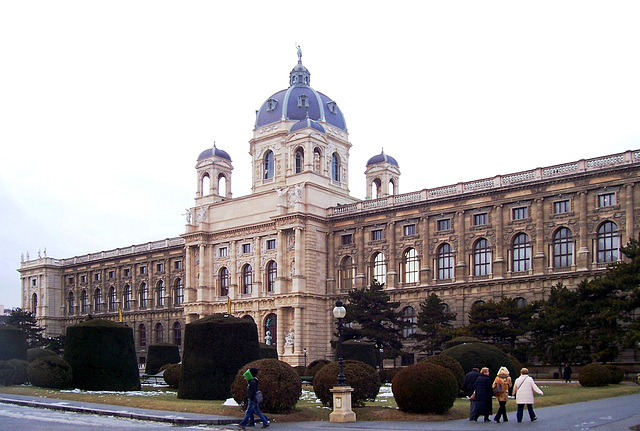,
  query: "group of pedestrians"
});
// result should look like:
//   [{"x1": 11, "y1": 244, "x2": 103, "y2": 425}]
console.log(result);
[{"x1": 463, "y1": 366, "x2": 543, "y2": 423}]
